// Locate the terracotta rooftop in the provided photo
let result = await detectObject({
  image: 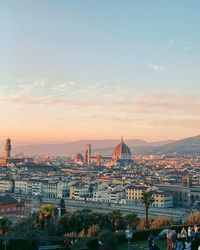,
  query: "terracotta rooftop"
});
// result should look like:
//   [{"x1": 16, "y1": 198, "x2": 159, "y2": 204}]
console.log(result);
[{"x1": 0, "y1": 194, "x2": 19, "y2": 205}]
